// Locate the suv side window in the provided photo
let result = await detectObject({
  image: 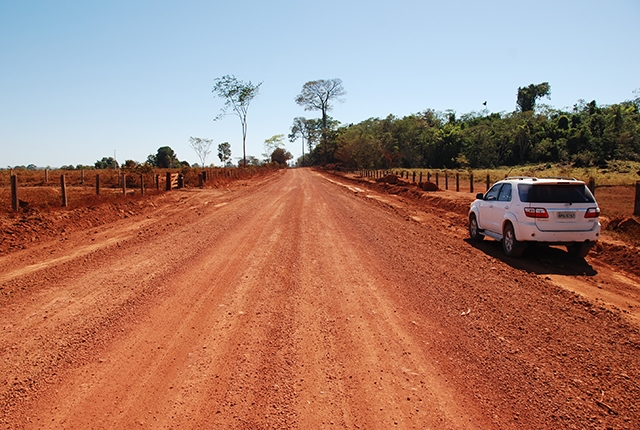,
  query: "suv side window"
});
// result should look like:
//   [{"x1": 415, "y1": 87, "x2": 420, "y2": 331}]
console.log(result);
[
  {"x1": 497, "y1": 183, "x2": 512, "y2": 202},
  {"x1": 484, "y1": 184, "x2": 502, "y2": 201}
]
